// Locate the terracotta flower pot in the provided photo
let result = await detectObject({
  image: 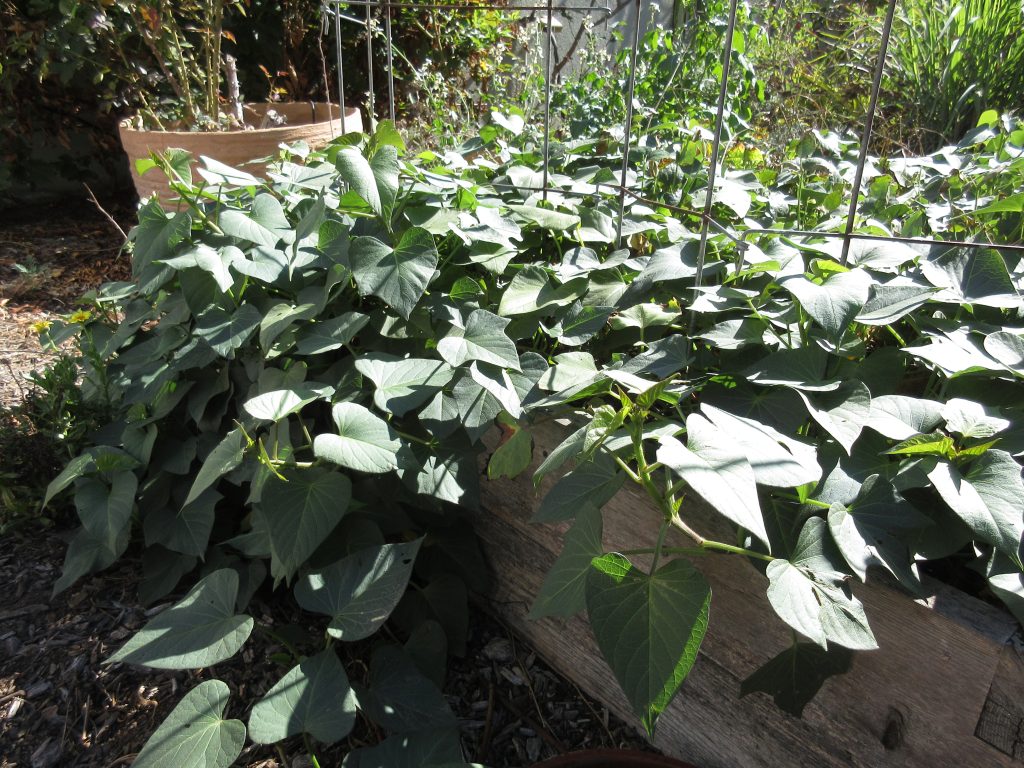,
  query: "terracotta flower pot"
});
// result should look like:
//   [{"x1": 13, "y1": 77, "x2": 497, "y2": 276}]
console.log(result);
[
  {"x1": 532, "y1": 749, "x2": 698, "y2": 768},
  {"x1": 118, "y1": 102, "x2": 362, "y2": 204}
]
